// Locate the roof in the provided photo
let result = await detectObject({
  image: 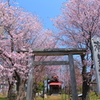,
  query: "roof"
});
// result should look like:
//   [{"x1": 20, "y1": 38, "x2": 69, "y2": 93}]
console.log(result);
[{"x1": 49, "y1": 83, "x2": 62, "y2": 85}]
